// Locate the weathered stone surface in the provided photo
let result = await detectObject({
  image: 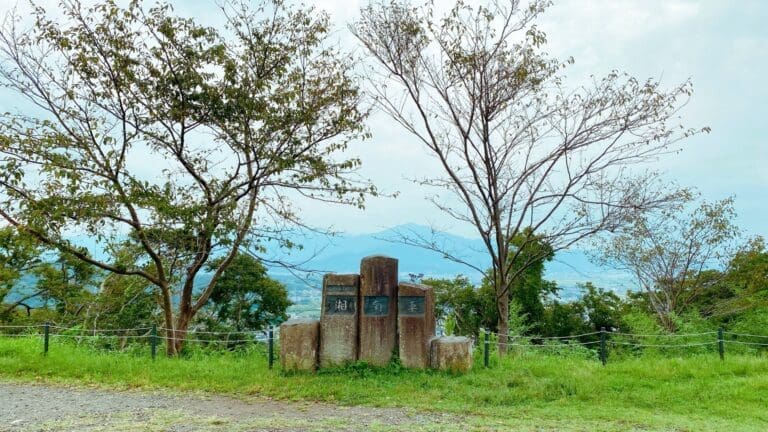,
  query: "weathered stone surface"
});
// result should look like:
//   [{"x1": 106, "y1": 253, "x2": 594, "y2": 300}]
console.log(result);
[
  {"x1": 358, "y1": 255, "x2": 398, "y2": 366},
  {"x1": 430, "y1": 336, "x2": 473, "y2": 373},
  {"x1": 320, "y1": 273, "x2": 360, "y2": 368},
  {"x1": 279, "y1": 319, "x2": 320, "y2": 372},
  {"x1": 397, "y1": 283, "x2": 435, "y2": 369}
]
